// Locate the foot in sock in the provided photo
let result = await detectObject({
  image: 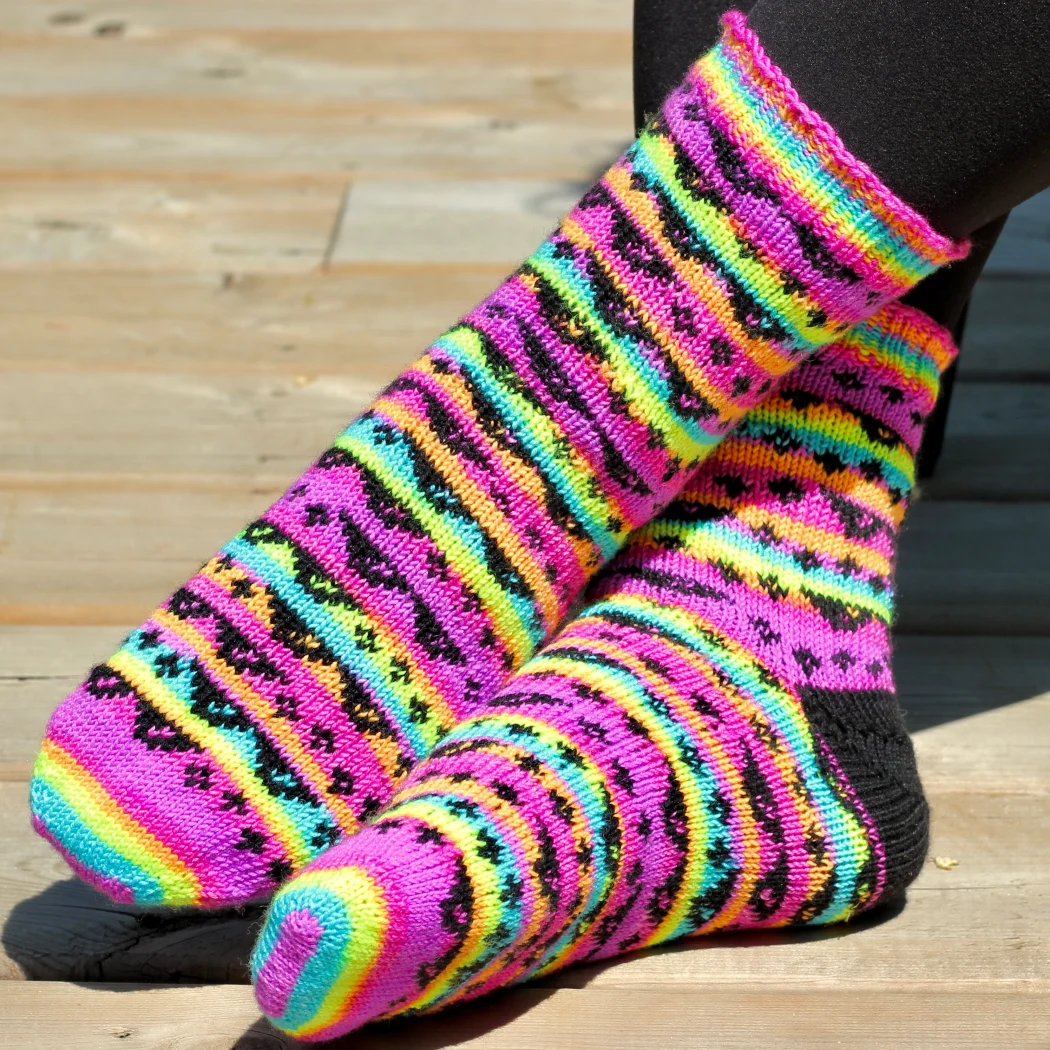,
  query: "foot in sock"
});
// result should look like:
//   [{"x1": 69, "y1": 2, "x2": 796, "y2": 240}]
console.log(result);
[
  {"x1": 31, "y1": 10, "x2": 962, "y2": 909},
  {"x1": 253, "y1": 302, "x2": 952, "y2": 1040}
]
